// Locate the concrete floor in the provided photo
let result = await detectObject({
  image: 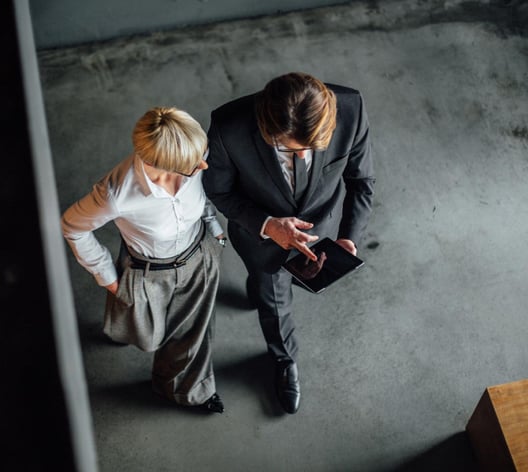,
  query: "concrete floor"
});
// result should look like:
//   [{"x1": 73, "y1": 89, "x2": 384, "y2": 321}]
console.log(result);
[{"x1": 38, "y1": 1, "x2": 528, "y2": 471}]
